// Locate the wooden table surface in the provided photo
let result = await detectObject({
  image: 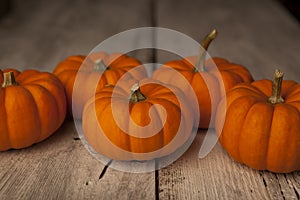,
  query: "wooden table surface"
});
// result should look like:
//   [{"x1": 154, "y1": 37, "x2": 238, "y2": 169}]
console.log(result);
[{"x1": 0, "y1": 0, "x2": 300, "y2": 199}]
